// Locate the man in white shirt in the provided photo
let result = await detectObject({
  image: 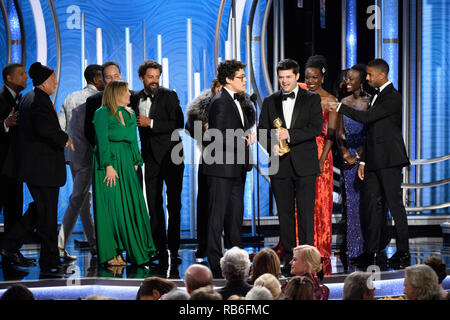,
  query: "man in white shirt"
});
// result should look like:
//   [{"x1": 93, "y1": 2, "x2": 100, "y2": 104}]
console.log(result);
[{"x1": 57, "y1": 64, "x2": 104, "y2": 259}]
